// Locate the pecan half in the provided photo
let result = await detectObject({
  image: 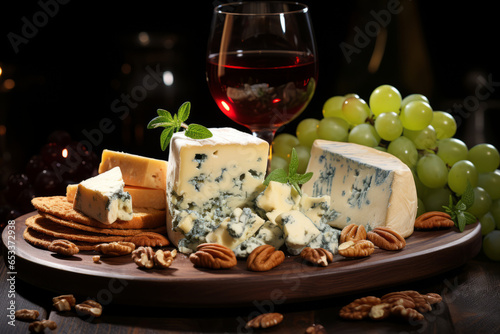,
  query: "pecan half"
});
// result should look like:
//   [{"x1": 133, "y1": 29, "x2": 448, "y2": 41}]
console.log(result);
[
  {"x1": 305, "y1": 324, "x2": 327, "y2": 334},
  {"x1": 300, "y1": 247, "x2": 333, "y2": 267},
  {"x1": 130, "y1": 232, "x2": 169, "y2": 247},
  {"x1": 15, "y1": 309, "x2": 39, "y2": 321},
  {"x1": 132, "y1": 246, "x2": 155, "y2": 269},
  {"x1": 339, "y1": 296, "x2": 381, "y2": 320},
  {"x1": 369, "y1": 303, "x2": 392, "y2": 320},
  {"x1": 52, "y1": 294, "x2": 76, "y2": 312},
  {"x1": 29, "y1": 319, "x2": 57, "y2": 332},
  {"x1": 381, "y1": 292, "x2": 416, "y2": 309},
  {"x1": 338, "y1": 240, "x2": 374, "y2": 258},
  {"x1": 75, "y1": 299, "x2": 102, "y2": 318},
  {"x1": 399, "y1": 290, "x2": 432, "y2": 313},
  {"x1": 415, "y1": 211, "x2": 454, "y2": 230},
  {"x1": 154, "y1": 249, "x2": 177, "y2": 268},
  {"x1": 48, "y1": 239, "x2": 79, "y2": 256},
  {"x1": 367, "y1": 227, "x2": 406, "y2": 251},
  {"x1": 340, "y1": 224, "x2": 367, "y2": 243},
  {"x1": 95, "y1": 241, "x2": 136, "y2": 256},
  {"x1": 246, "y1": 313, "x2": 283, "y2": 329},
  {"x1": 423, "y1": 292, "x2": 442, "y2": 305},
  {"x1": 247, "y1": 245, "x2": 285, "y2": 271},
  {"x1": 390, "y1": 305, "x2": 424, "y2": 322},
  {"x1": 189, "y1": 243, "x2": 237, "y2": 269}
]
